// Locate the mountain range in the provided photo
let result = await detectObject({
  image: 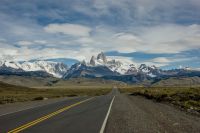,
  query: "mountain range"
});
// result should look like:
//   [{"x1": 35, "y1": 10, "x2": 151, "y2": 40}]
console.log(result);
[
  {"x1": 0, "y1": 60, "x2": 68, "y2": 78},
  {"x1": 0, "y1": 52, "x2": 200, "y2": 84}
]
